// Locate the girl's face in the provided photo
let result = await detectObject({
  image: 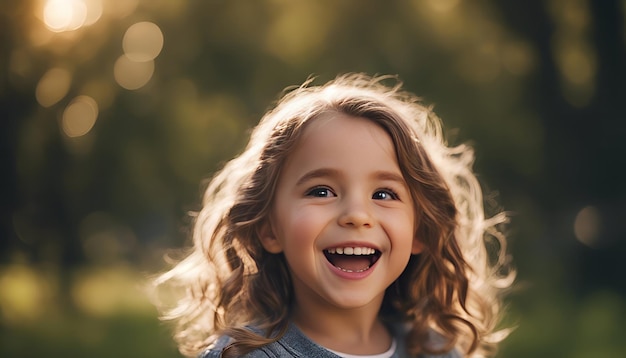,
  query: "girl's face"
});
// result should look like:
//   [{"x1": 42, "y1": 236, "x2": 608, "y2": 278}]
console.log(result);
[{"x1": 261, "y1": 113, "x2": 422, "y2": 314}]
